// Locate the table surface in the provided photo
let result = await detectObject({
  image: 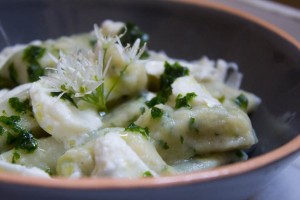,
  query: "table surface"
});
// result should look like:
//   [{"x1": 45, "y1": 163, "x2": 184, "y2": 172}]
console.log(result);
[{"x1": 212, "y1": 1, "x2": 300, "y2": 200}]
